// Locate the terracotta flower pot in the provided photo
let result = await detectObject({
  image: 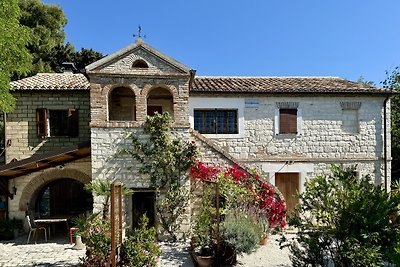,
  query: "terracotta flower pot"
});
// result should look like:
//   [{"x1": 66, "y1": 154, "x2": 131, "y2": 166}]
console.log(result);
[{"x1": 260, "y1": 236, "x2": 268, "y2": 245}]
